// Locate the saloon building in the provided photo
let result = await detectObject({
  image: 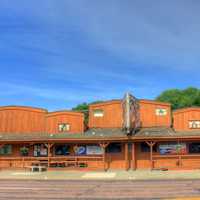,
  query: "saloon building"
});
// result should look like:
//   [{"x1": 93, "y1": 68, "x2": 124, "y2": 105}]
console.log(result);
[{"x1": 1, "y1": 93, "x2": 200, "y2": 171}]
